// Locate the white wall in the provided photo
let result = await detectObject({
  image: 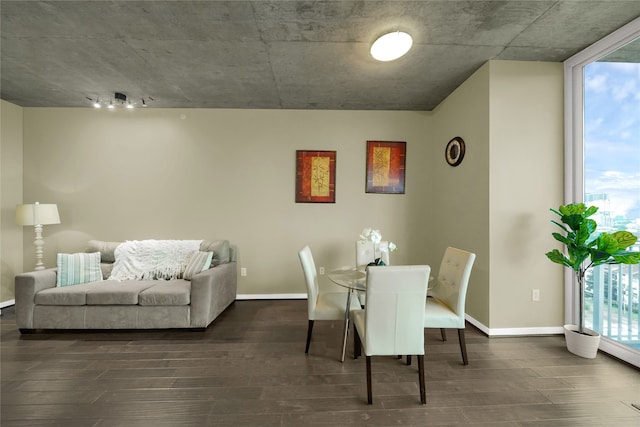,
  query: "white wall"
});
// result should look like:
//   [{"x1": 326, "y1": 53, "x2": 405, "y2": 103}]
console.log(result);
[{"x1": 1, "y1": 100, "x2": 24, "y2": 303}]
